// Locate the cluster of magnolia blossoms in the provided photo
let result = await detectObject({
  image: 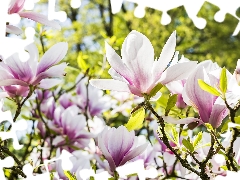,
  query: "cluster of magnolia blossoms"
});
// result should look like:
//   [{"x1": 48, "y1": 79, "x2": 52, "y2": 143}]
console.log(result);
[
  {"x1": 90, "y1": 30, "x2": 229, "y2": 129},
  {"x1": 2, "y1": 3, "x2": 240, "y2": 177},
  {"x1": 89, "y1": 30, "x2": 240, "y2": 179}
]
